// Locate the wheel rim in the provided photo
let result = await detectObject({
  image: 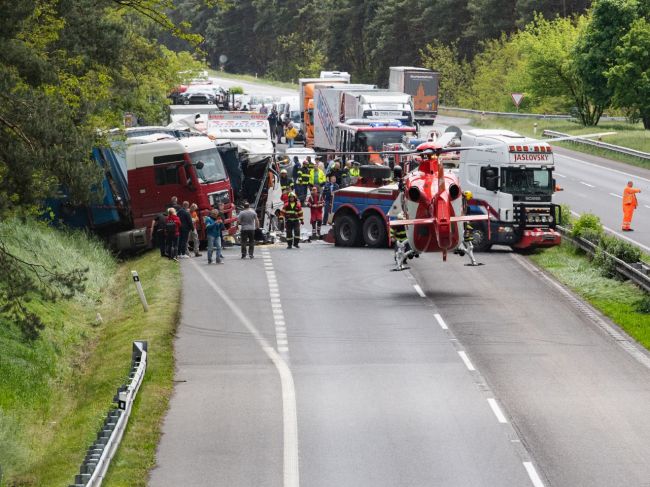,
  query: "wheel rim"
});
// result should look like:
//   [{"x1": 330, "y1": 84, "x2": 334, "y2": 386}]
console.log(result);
[
  {"x1": 367, "y1": 222, "x2": 380, "y2": 243},
  {"x1": 341, "y1": 222, "x2": 352, "y2": 242}
]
